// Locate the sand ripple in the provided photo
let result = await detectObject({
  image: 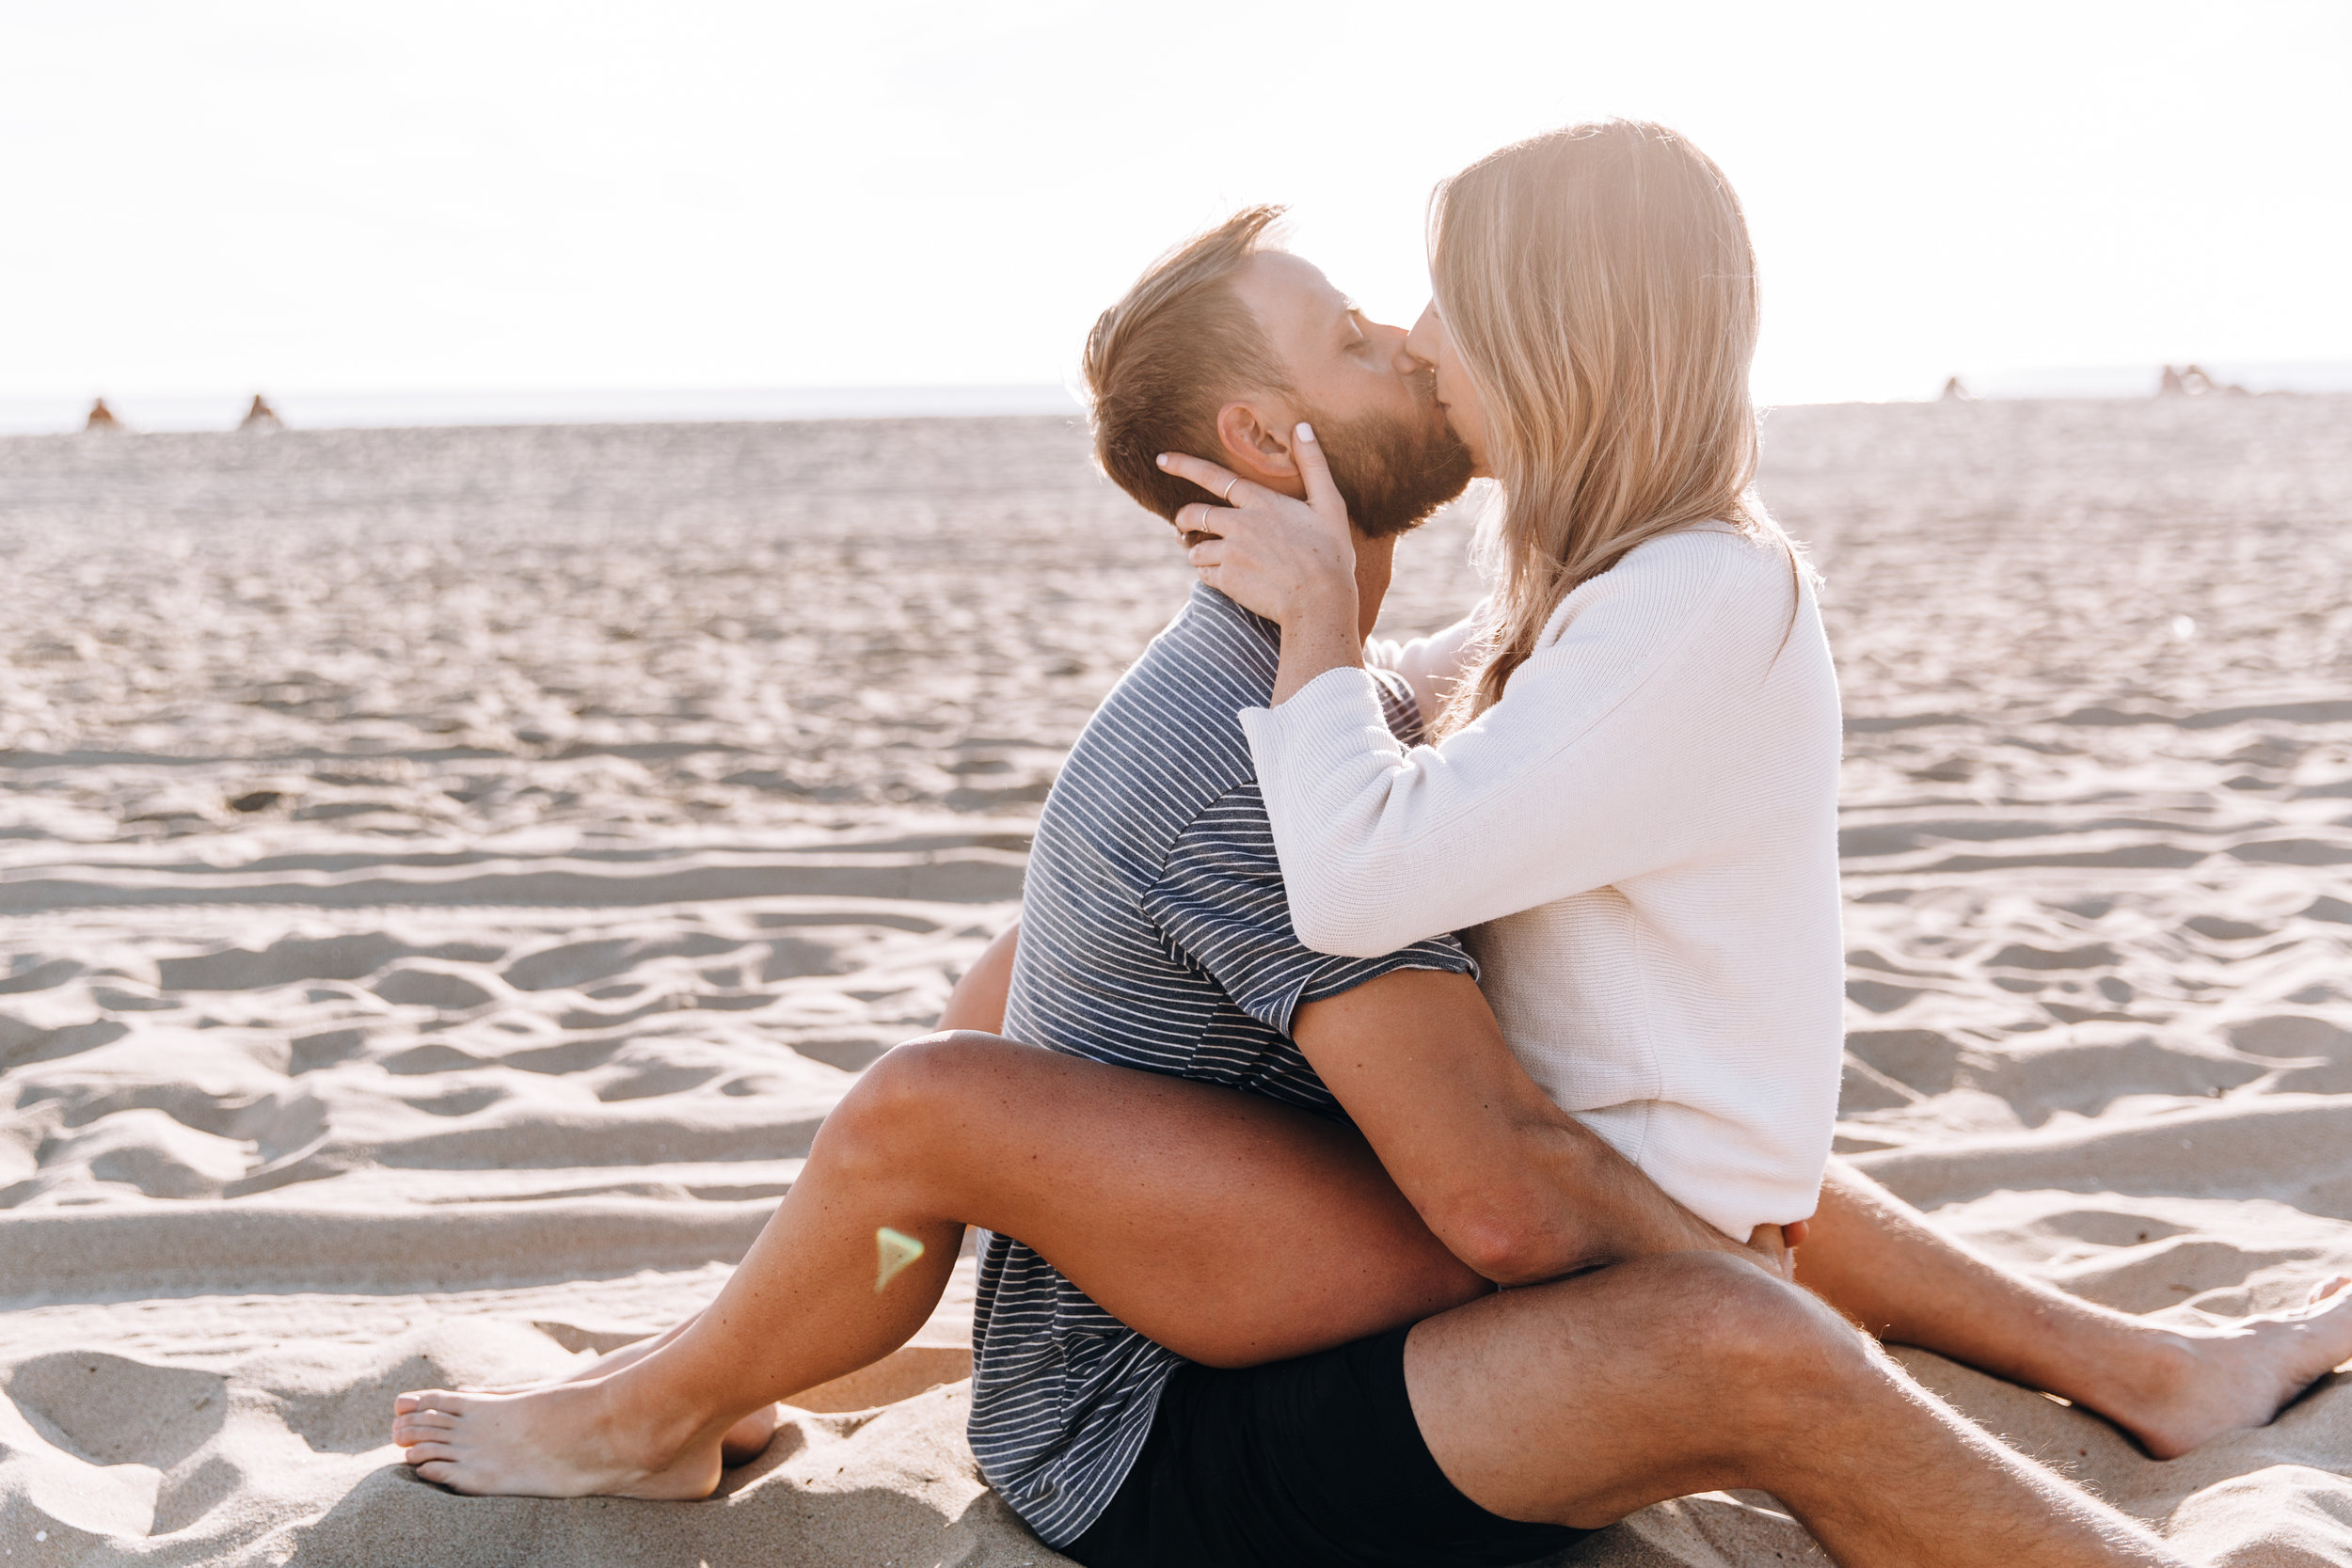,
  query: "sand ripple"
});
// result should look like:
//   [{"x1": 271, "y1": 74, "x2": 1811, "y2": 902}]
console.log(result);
[{"x1": 4, "y1": 400, "x2": 2351, "y2": 1563}]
